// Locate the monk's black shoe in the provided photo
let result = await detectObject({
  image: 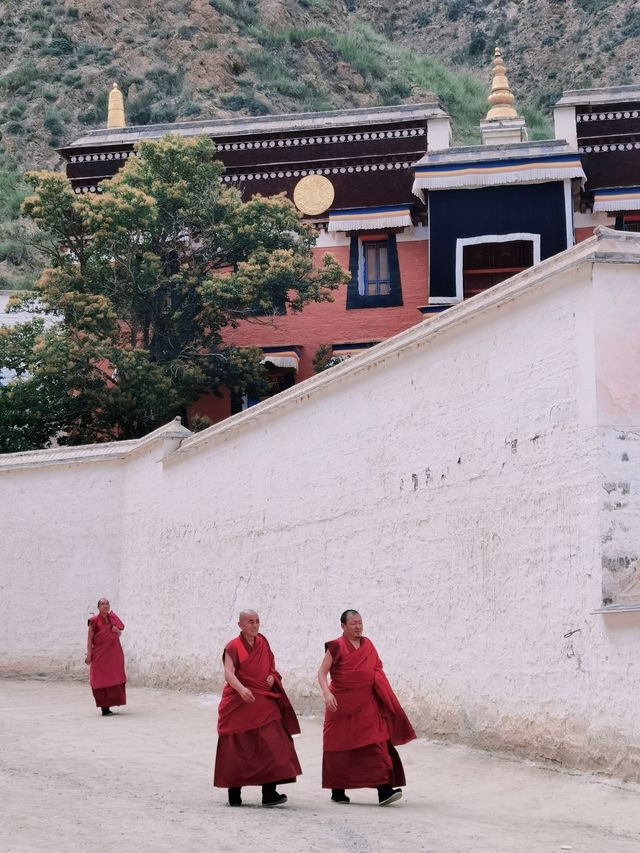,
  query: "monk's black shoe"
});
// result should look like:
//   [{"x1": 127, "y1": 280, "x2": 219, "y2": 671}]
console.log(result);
[
  {"x1": 377, "y1": 786, "x2": 402, "y2": 806},
  {"x1": 262, "y1": 792, "x2": 288, "y2": 807},
  {"x1": 101, "y1": 707, "x2": 114, "y2": 716},
  {"x1": 228, "y1": 788, "x2": 242, "y2": 807},
  {"x1": 331, "y1": 789, "x2": 350, "y2": 804}
]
